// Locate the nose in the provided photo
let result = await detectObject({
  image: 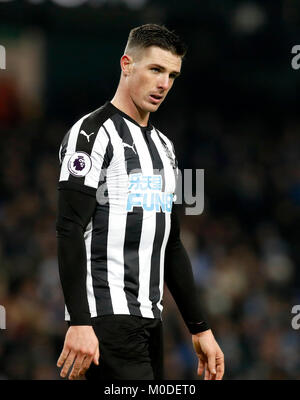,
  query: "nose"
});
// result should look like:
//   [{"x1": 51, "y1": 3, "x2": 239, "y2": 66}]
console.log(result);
[{"x1": 157, "y1": 73, "x2": 170, "y2": 90}]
